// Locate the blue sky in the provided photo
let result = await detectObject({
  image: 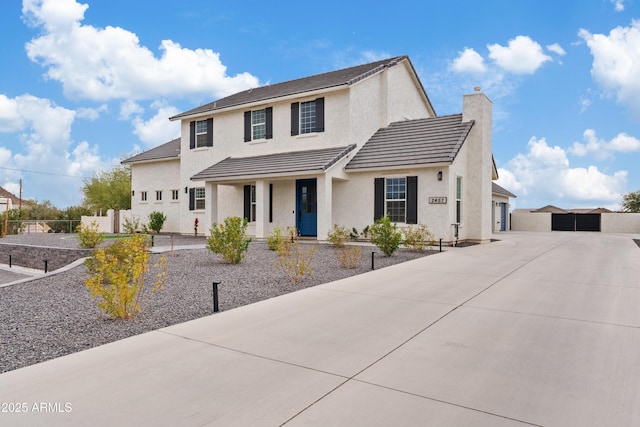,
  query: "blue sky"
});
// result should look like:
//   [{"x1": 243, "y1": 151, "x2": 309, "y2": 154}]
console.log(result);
[{"x1": 1, "y1": 0, "x2": 639, "y2": 210}]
